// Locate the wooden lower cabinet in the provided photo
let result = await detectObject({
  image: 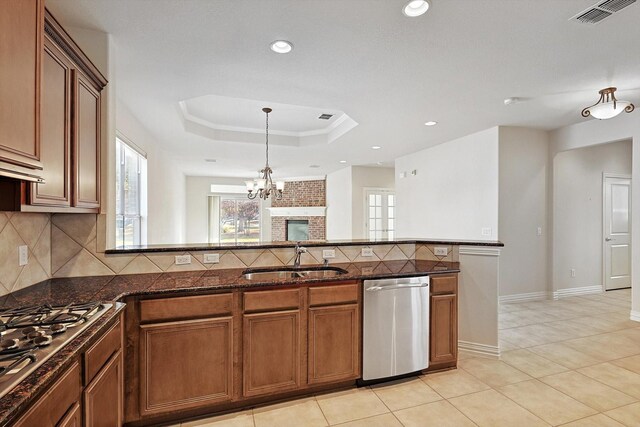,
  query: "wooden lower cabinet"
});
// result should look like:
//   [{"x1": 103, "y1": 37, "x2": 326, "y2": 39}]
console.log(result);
[
  {"x1": 429, "y1": 274, "x2": 458, "y2": 370},
  {"x1": 84, "y1": 350, "x2": 123, "y2": 427},
  {"x1": 58, "y1": 402, "x2": 81, "y2": 427},
  {"x1": 139, "y1": 317, "x2": 233, "y2": 416},
  {"x1": 308, "y1": 304, "x2": 360, "y2": 385},
  {"x1": 243, "y1": 310, "x2": 301, "y2": 397}
]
